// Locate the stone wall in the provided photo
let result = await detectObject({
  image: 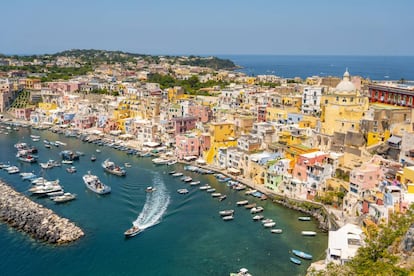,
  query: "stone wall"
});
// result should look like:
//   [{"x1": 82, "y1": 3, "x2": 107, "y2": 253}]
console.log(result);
[{"x1": 0, "y1": 181, "x2": 84, "y2": 244}]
